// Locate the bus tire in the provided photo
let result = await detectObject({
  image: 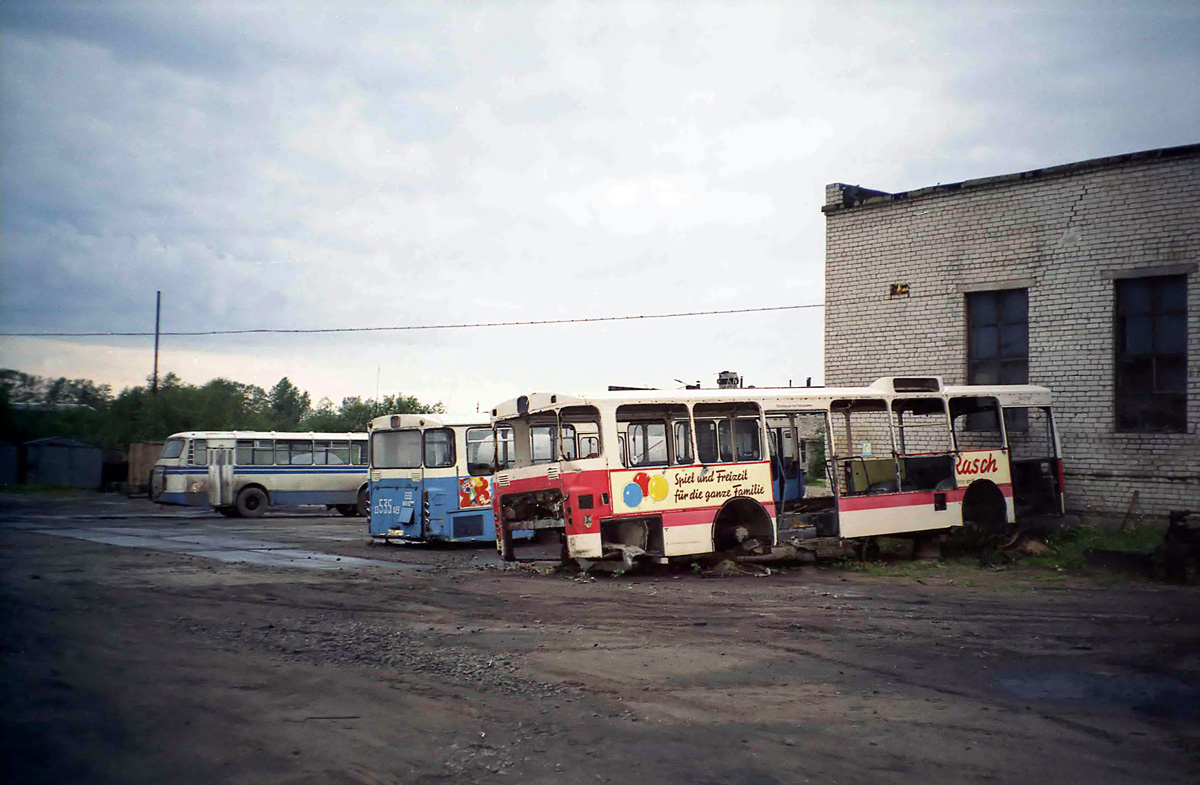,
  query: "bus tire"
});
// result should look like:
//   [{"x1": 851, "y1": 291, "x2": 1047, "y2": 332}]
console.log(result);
[
  {"x1": 355, "y1": 486, "x2": 369, "y2": 517},
  {"x1": 236, "y1": 487, "x2": 268, "y2": 518},
  {"x1": 216, "y1": 506, "x2": 240, "y2": 518}
]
